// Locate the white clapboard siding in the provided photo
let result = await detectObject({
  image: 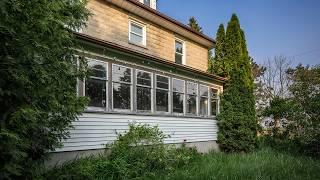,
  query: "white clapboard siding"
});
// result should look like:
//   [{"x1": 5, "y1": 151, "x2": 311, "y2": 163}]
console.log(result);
[{"x1": 55, "y1": 113, "x2": 218, "y2": 152}]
